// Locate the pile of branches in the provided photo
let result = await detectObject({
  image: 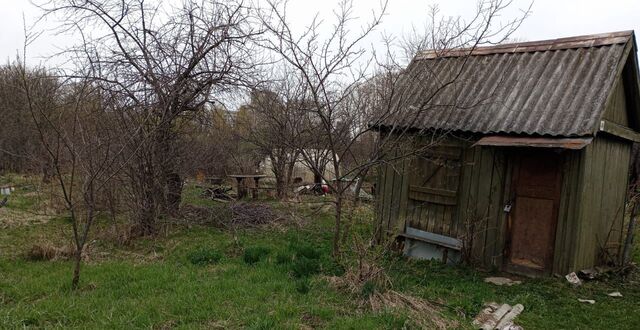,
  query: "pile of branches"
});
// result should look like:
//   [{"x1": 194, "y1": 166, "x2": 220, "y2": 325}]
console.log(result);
[{"x1": 178, "y1": 202, "x2": 287, "y2": 229}]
